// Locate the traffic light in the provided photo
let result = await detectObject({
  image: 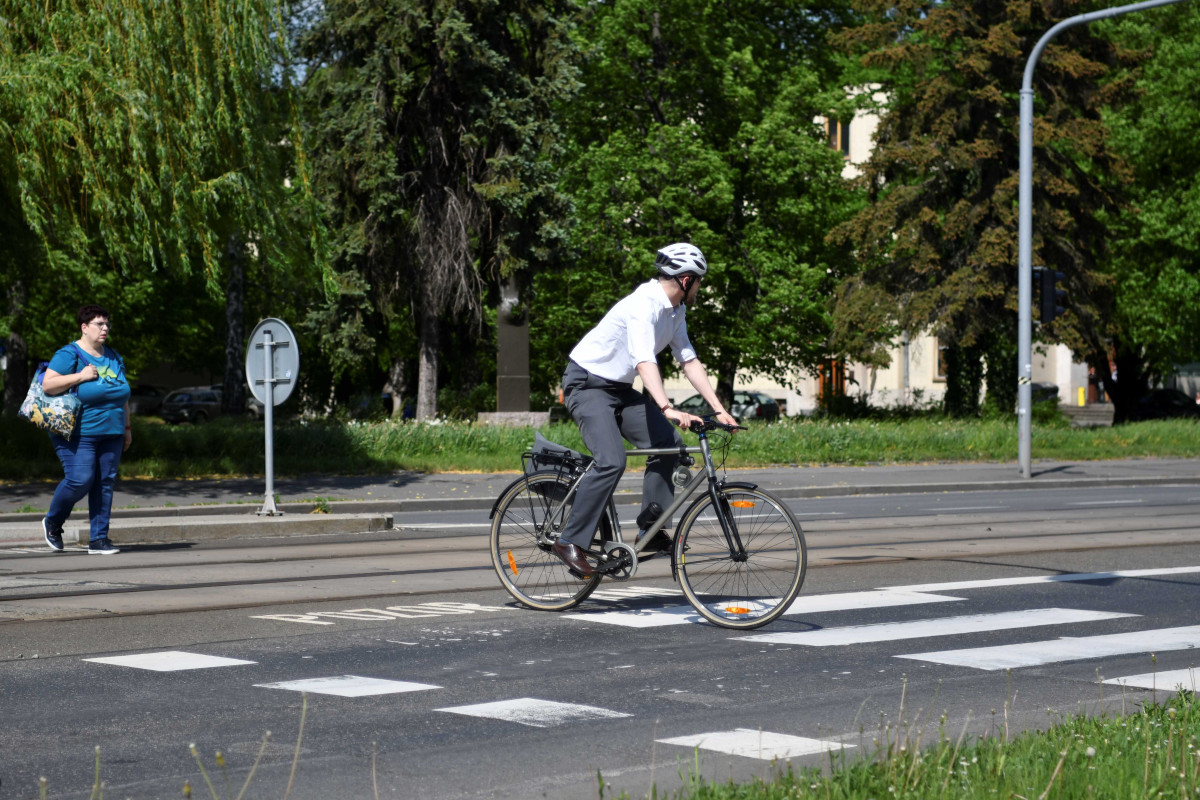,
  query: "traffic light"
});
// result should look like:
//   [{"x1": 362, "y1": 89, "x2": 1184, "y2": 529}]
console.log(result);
[{"x1": 1036, "y1": 267, "x2": 1067, "y2": 324}]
